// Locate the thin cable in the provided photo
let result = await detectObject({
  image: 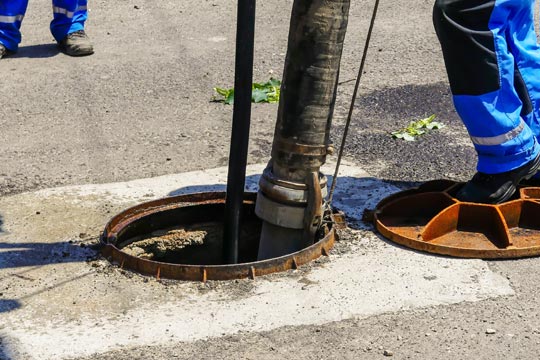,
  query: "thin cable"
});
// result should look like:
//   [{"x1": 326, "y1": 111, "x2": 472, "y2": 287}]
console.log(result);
[{"x1": 327, "y1": 0, "x2": 380, "y2": 205}]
